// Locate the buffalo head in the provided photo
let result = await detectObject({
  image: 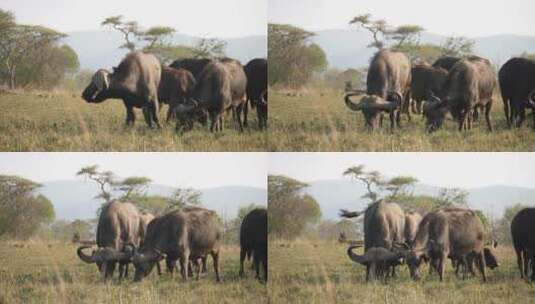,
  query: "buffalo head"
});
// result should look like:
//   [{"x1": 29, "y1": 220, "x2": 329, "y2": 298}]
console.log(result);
[
  {"x1": 131, "y1": 247, "x2": 165, "y2": 282},
  {"x1": 484, "y1": 240, "x2": 499, "y2": 269},
  {"x1": 422, "y1": 91, "x2": 448, "y2": 132},
  {"x1": 347, "y1": 245, "x2": 404, "y2": 281},
  {"x1": 82, "y1": 69, "x2": 112, "y2": 103},
  {"x1": 77, "y1": 245, "x2": 131, "y2": 279},
  {"x1": 344, "y1": 91, "x2": 402, "y2": 130}
]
